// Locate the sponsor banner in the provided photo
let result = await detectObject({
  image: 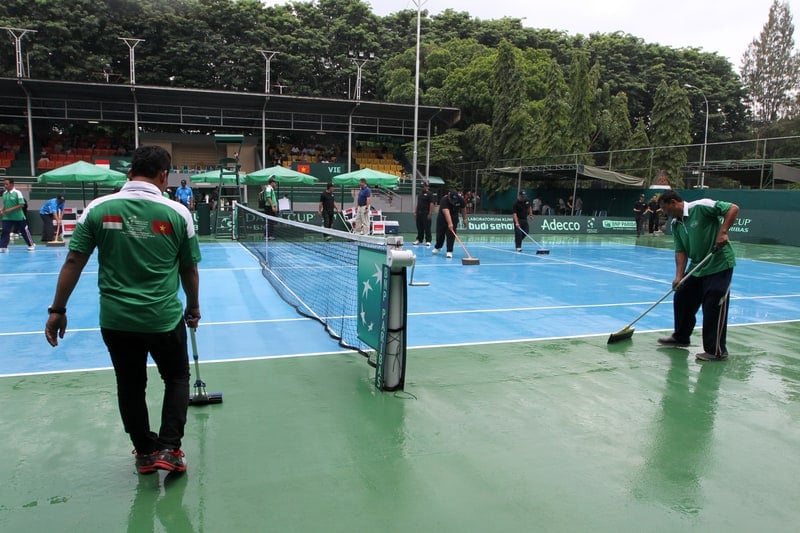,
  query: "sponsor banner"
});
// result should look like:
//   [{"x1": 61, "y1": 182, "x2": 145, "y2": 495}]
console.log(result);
[{"x1": 460, "y1": 215, "x2": 637, "y2": 235}]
